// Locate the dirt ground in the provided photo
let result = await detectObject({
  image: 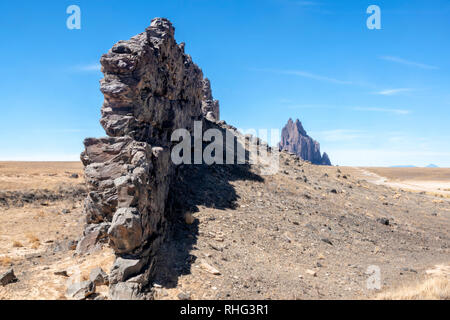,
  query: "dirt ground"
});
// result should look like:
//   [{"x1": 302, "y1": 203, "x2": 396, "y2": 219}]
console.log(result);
[
  {"x1": 0, "y1": 160, "x2": 448, "y2": 300},
  {"x1": 357, "y1": 167, "x2": 450, "y2": 198},
  {"x1": 0, "y1": 162, "x2": 114, "y2": 300}
]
